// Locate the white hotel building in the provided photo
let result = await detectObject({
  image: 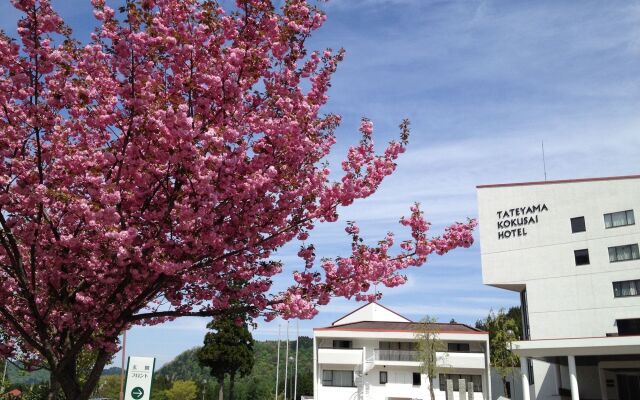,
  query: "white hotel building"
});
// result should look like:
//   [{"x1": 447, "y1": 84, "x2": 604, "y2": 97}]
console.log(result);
[
  {"x1": 313, "y1": 302, "x2": 491, "y2": 400},
  {"x1": 477, "y1": 175, "x2": 640, "y2": 400}
]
